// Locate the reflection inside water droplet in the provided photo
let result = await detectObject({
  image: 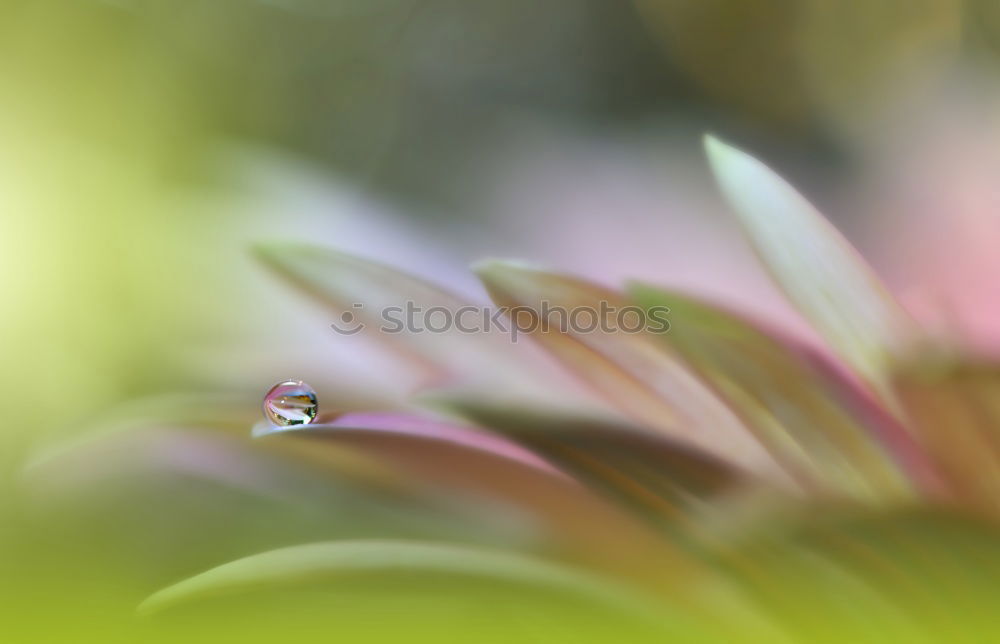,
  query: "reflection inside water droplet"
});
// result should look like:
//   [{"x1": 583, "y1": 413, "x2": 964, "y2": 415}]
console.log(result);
[{"x1": 263, "y1": 380, "x2": 318, "y2": 427}]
